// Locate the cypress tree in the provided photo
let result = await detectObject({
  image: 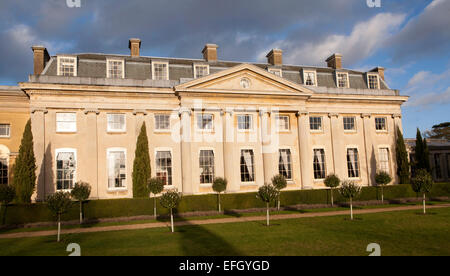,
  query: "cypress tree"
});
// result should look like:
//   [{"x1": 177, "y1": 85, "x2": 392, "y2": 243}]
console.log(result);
[
  {"x1": 132, "y1": 122, "x2": 151, "y2": 198},
  {"x1": 396, "y1": 127, "x2": 410, "y2": 184},
  {"x1": 415, "y1": 128, "x2": 425, "y2": 170},
  {"x1": 13, "y1": 119, "x2": 36, "y2": 204},
  {"x1": 423, "y1": 138, "x2": 431, "y2": 173}
]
